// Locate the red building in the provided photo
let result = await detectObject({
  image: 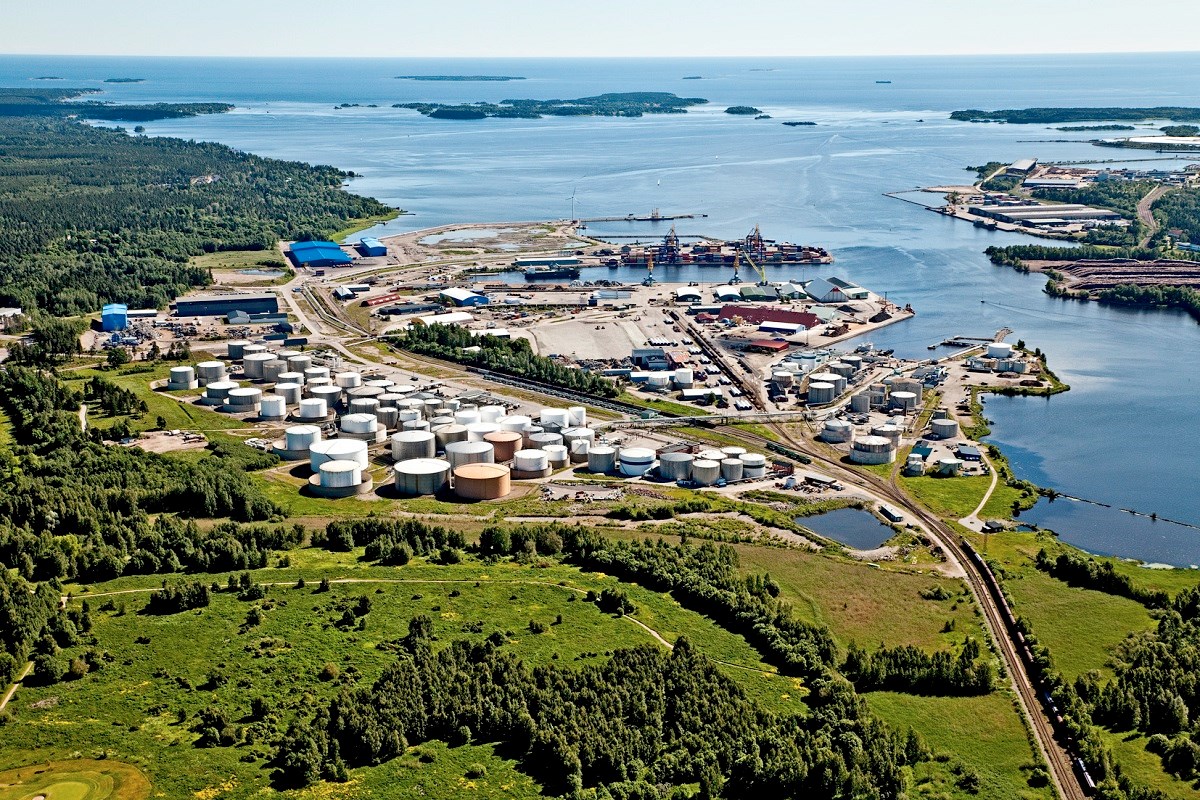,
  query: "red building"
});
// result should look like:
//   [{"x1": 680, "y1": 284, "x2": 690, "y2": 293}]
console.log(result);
[{"x1": 718, "y1": 305, "x2": 820, "y2": 329}]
